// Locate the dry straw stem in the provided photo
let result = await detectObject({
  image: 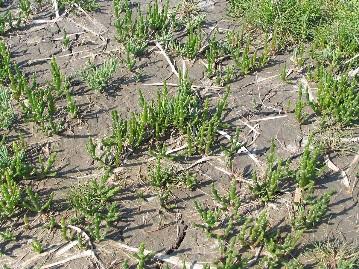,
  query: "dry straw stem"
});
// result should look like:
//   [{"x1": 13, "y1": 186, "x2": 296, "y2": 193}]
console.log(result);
[
  {"x1": 143, "y1": 82, "x2": 224, "y2": 90},
  {"x1": 147, "y1": 144, "x2": 188, "y2": 162},
  {"x1": 248, "y1": 114, "x2": 288, "y2": 123},
  {"x1": 52, "y1": 0, "x2": 60, "y2": 18},
  {"x1": 110, "y1": 241, "x2": 210, "y2": 269},
  {"x1": 21, "y1": 226, "x2": 104, "y2": 269},
  {"x1": 325, "y1": 155, "x2": 350, "y2": 189},
  {"x1": 40, "y1": 250, "x2": 100, "y2": 269},
  {"x1": 217, "y1": 130, "x2": 262, "y2": 167},
  {"x1": 21, "y1": 241, "x2": 77, "y2": 269},
  {"x1": 155, "y1": 42, "x2": 180, "y2": 78}
]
